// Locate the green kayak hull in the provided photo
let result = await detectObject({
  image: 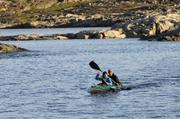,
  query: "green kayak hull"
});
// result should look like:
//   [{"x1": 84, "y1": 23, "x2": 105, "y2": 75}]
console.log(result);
[{"x1": 88, "y1": 84, "x2": 122, "y2": 94}]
